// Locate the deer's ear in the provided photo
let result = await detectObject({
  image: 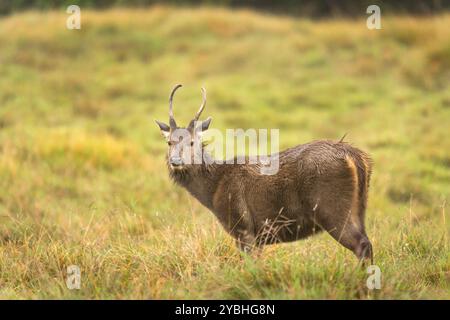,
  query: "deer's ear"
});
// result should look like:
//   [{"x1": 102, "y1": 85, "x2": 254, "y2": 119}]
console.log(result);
[
  {"x1": 155, "y1": 120, "x2": 170, "y2": 139},
  {"x1": 201, "y1": 117, "x2": 212, "y2": 131}
]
